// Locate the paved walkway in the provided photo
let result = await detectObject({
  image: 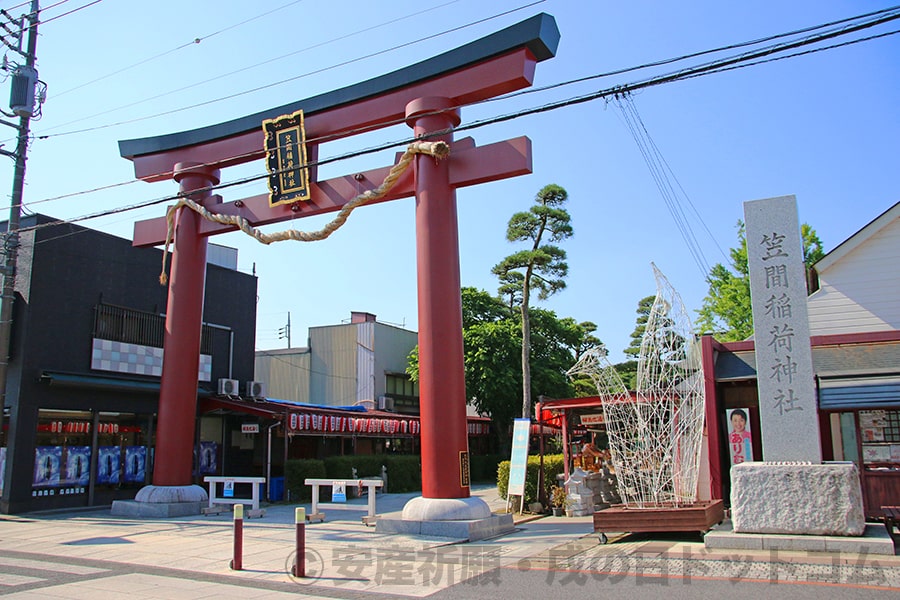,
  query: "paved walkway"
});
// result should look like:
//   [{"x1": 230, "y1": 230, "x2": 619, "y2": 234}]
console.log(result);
[{"x1": 0, "y1": 486, "x2": 898, "y2": 598}]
